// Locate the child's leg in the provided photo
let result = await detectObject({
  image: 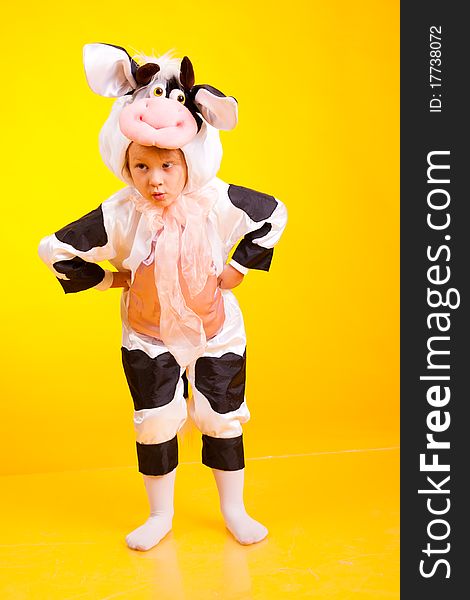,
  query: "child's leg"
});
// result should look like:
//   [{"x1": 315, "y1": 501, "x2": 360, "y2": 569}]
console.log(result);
[
  {"x1": 126, "y1": 468, "x2": 176, "y2": 551},
  {"x1": 212, "y1": 467, "x2": 268, "y2": 545},
  {"x1": 121, "y1": 346, "x2": 187, "y2": 551},
  {"x1": 187, "y1": 292, "x2": 268, "y2": 544}
]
